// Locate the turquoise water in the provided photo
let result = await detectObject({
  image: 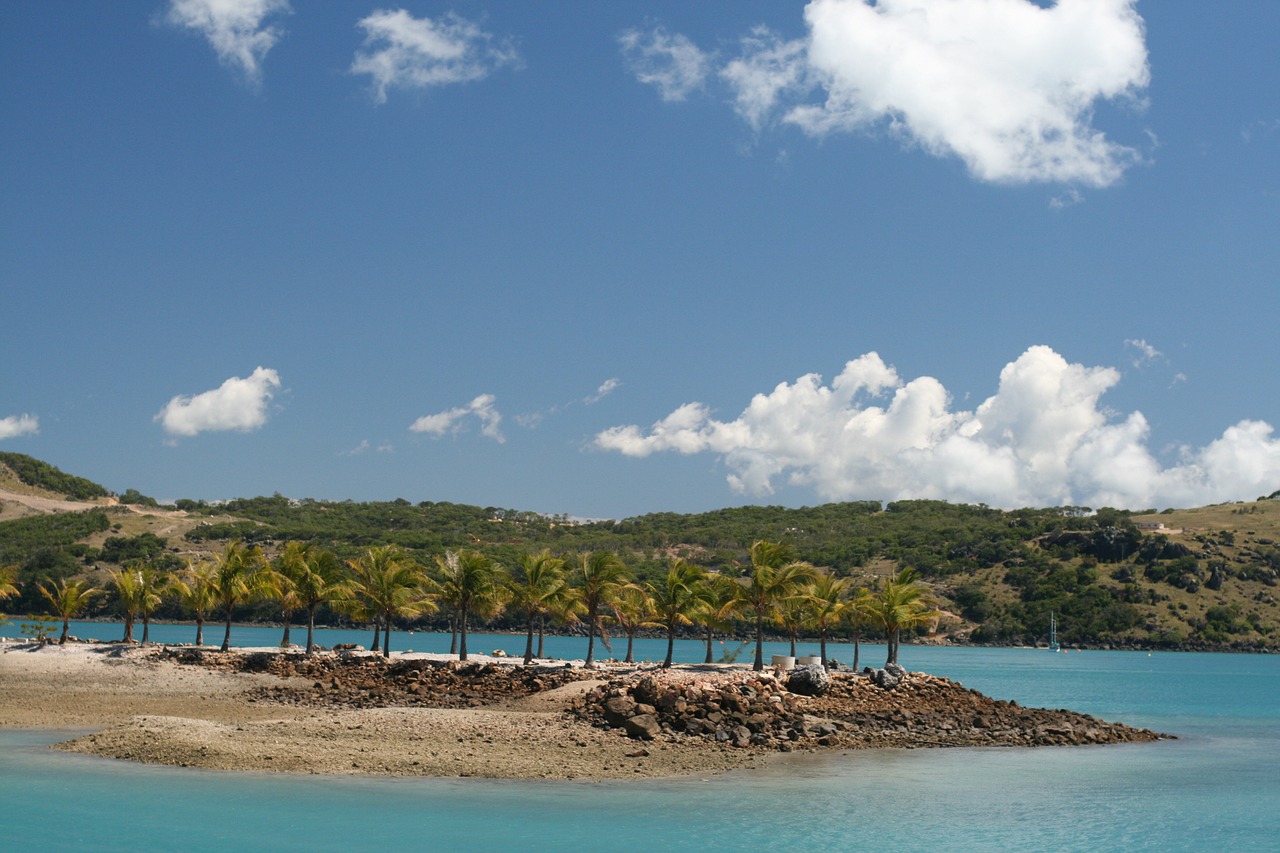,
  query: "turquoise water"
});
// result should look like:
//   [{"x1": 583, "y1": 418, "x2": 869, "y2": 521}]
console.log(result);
[{"x1": 2, "y1": 625, "x2": 1276, "y2": 851}]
